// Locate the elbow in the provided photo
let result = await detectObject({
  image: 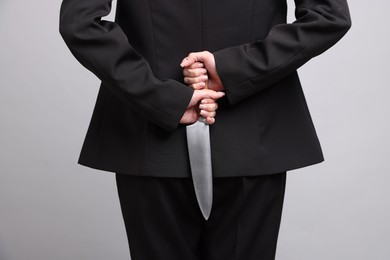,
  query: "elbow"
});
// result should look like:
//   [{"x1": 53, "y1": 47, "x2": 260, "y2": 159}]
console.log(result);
[
  {"x1": 59, "y1": 17, "x2": 74, "y2": 44},
  {"x1": 59, "y1": 11, "x2": 84, "y2": 44},
  {"x1": 59, "y1": 15, "x2": 81, "y2": 45},
  {"x1": 335, "y1": 5, "x2": 352, "y2": 36},
  {"x1": 336, "y1": 18, "x2": 352, "y2": 43},
  {"x1": 59, "y1": 20, "x2": 86, "y2": 47},
  {"x1": 59, "y1": 2, "x2": 77, "y2": 43},
  {"x1": 327, "y1": 11, "x2": 352, "y2": 41},
  {"x1": 59, "y1": 24, "x2": 71, "y2": 42},
  {"x1": 345, "y1": 18, "x2": 352, "y2": 32},
  {"x1": 339, "y1": 13, "x2": 352, "y2": 34}
]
